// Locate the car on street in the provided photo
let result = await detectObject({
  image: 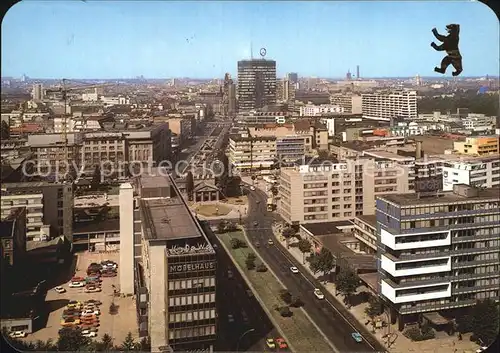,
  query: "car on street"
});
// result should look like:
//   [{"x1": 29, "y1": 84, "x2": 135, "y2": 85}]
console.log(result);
[
  {"x1": 265, "y1": 338, "x2": 276, "y2": 349},
  {"x1": 55, "y1": 286, "x2": 66, "y2": 293},
  {"x1": 71, "y1": 276, "x2": 85, "y2": 282},
  {"x1": 267, "y1": 239, "x2": 274, "y2": 245},
  {"x1": 227, "y1": 314, "x2": 234, "y2": 323},
  {"x1": 256, "y1": 200, "x2": 260, "y2": 204},
  {"x1": 351, "y1": 332, "x2": 363, "y2": 343},
  {"x1": 227, "y1": 270, "x2": 233, "y2": 278},
  {"x1": 275, "y1": 338, "x2": 288, "y2": 349},
  {"x1": 241, "y1": 310, "x2": 249, "y2": 323},
  {"x1": 82, "y1": 309, "x2": 100, "y2": 316},
  {"x1": 9, "y1": 331, "x2": 27, "y2": 338},
  {"x1": 250, "y1": 186, "x2": 256, "y2": 191},
  {"x1": 69, "y1": 281, "x2": 85, "y2": 288},
  {"x1": 476, "y1": 347, "x2": 488, "y2": 353},
  {"x1": 253, "y1": 221, "x2": 258, "y2": 226},
  {"x1": 290, "y1": 266, "x2": 299, "y2": 274},
  {"x1": 254, "y1": 241, "x2": 260, "y2": 247},
  {"x1": 101, "y1": 271, "x2": 117, "y2": 277},
  {"x1": 313, "y1": 288, "x2": 325, "y2": 300}
]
